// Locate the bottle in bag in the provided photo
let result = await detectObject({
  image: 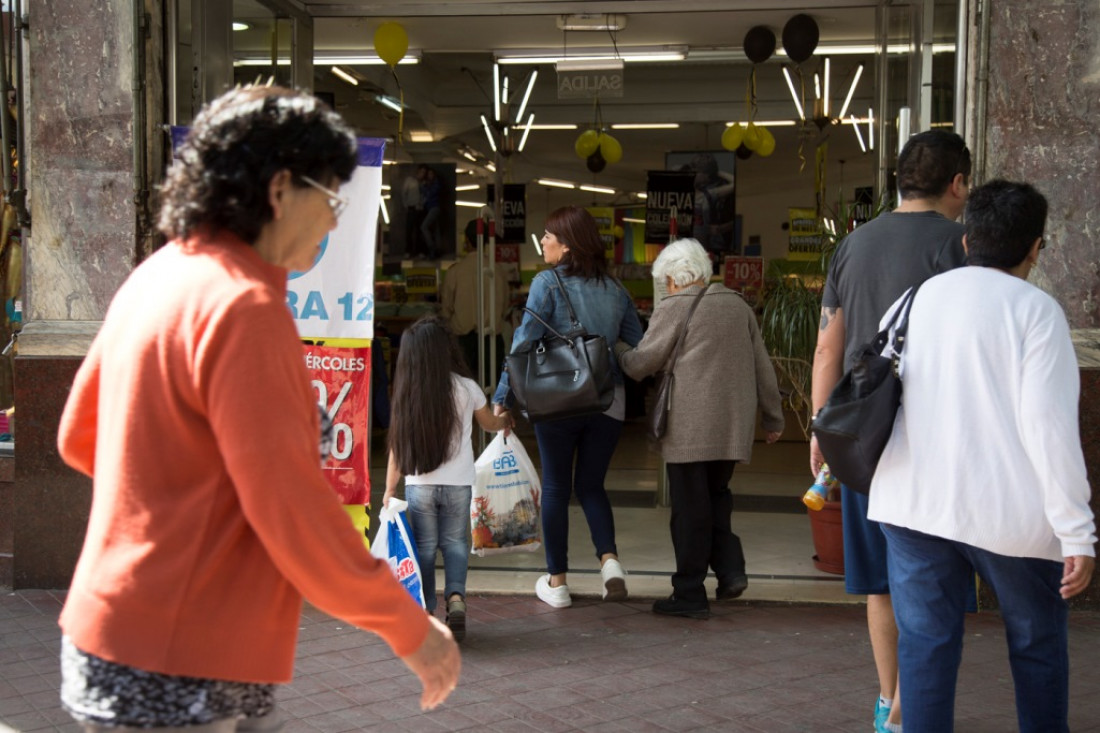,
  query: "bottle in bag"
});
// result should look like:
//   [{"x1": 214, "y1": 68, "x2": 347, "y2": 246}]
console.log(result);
[{"x1": 803, "y1": 465, "x2": 840, "y2": 511}]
